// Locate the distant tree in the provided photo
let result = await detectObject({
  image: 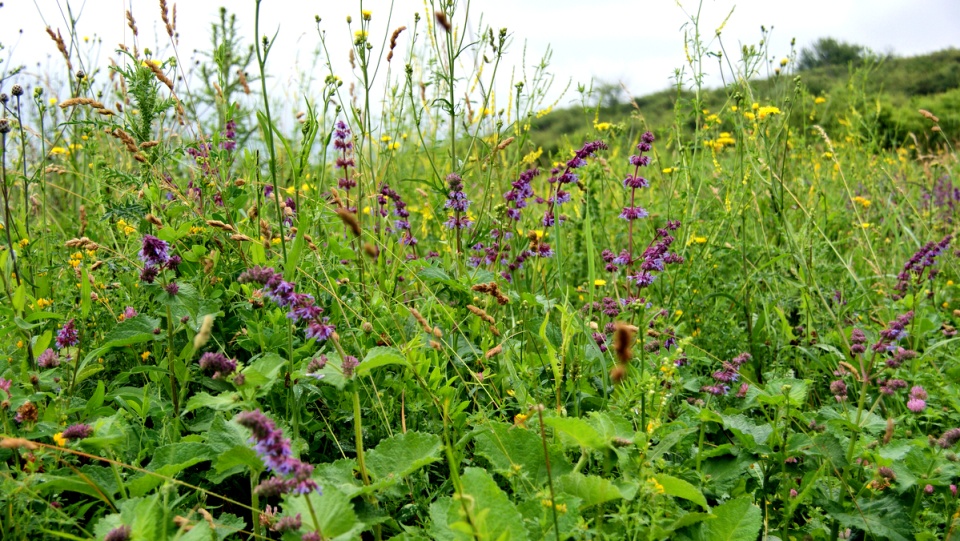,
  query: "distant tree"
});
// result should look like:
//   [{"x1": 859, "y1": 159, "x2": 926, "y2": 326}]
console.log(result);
[{"x1": 798, "y1": 38, "x2": 867, "y2": 70}]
